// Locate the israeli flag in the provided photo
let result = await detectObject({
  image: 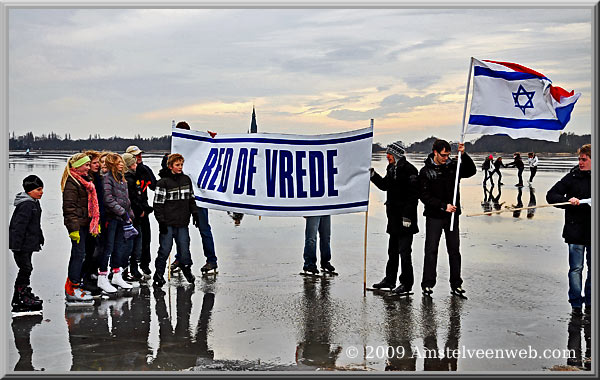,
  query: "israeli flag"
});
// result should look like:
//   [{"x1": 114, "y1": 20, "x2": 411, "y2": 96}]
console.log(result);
[{"x1": 466, "y1": 58, "x2": 580, "y2": 142}]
